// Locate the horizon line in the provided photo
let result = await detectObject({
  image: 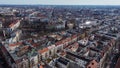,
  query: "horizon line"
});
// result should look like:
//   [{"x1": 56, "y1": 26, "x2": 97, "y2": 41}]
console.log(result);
[{"x1": 0, "y1": 4, "x2": 120, "y2": 6}]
